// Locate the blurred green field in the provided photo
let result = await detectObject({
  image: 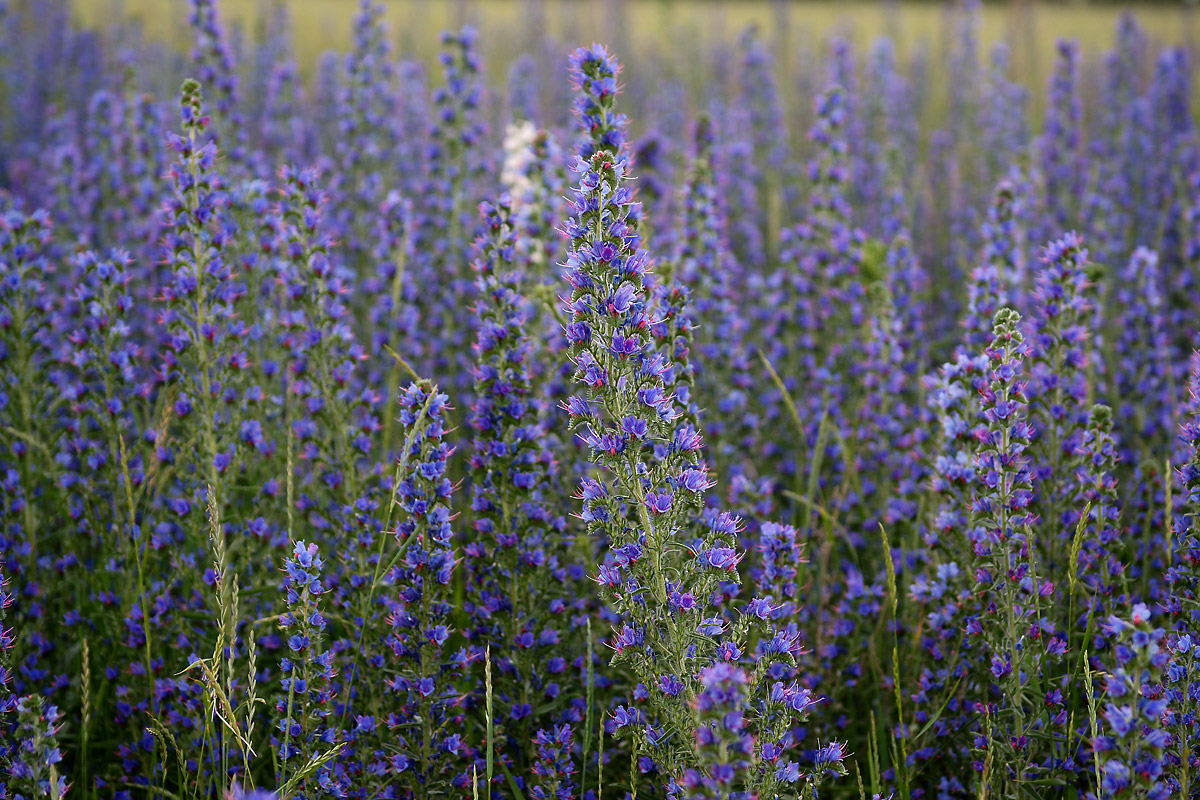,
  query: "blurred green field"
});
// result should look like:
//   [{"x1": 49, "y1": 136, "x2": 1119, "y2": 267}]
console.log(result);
[{"x1": 72, "y1": 0, "x2": 1198, "y2": 116}]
